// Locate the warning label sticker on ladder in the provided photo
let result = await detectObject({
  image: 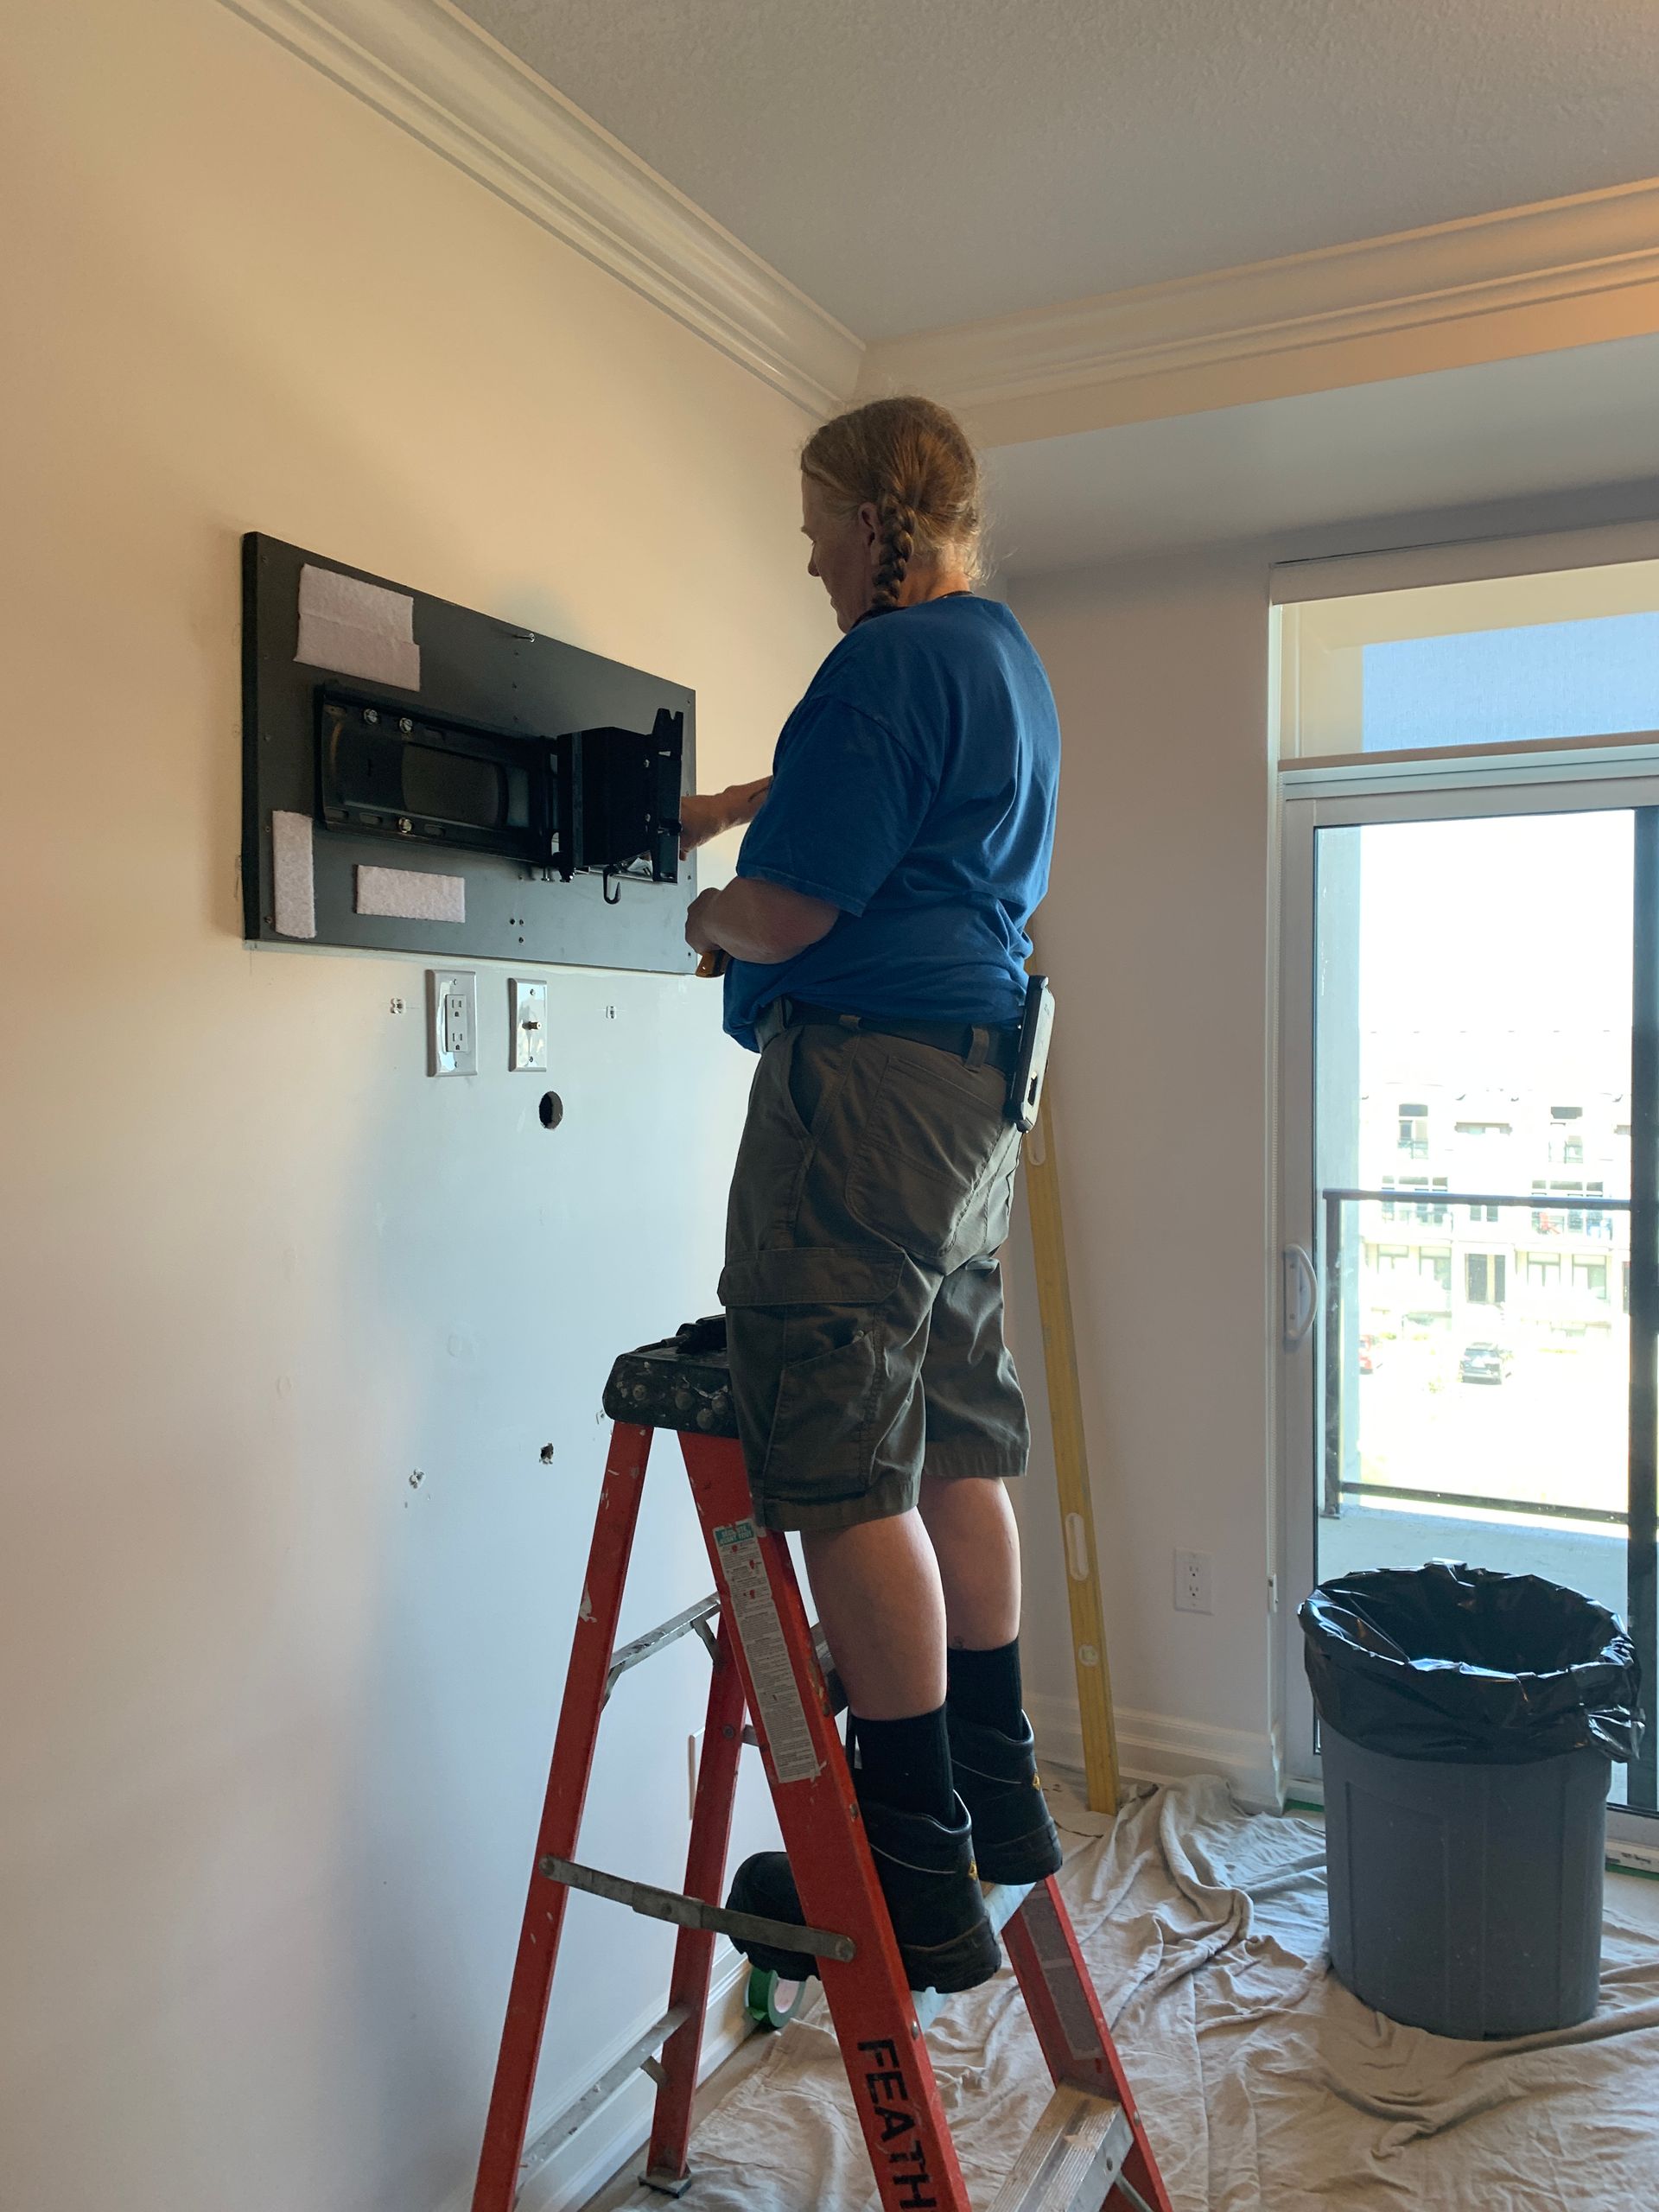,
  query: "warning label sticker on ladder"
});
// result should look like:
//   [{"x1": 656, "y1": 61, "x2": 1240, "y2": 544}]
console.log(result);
[{"x1": 713, "y1": 1521, "x2": 822, "y2": 1786}]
